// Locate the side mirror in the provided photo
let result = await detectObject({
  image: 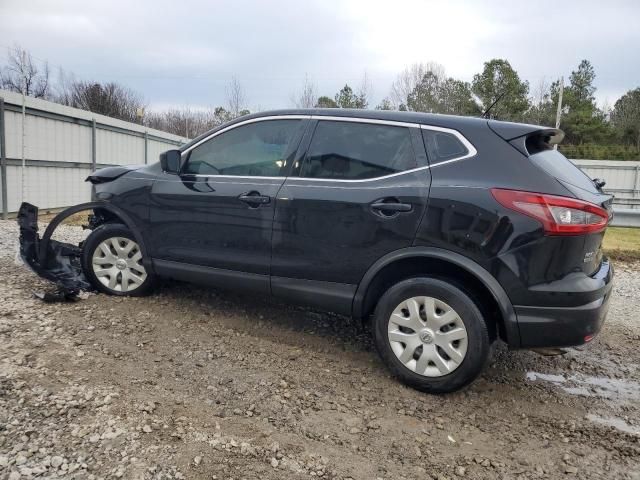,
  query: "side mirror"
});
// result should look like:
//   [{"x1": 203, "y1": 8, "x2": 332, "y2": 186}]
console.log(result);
[{"x1": 160, "y1": 149, "x2": 182, "y2": 174}]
